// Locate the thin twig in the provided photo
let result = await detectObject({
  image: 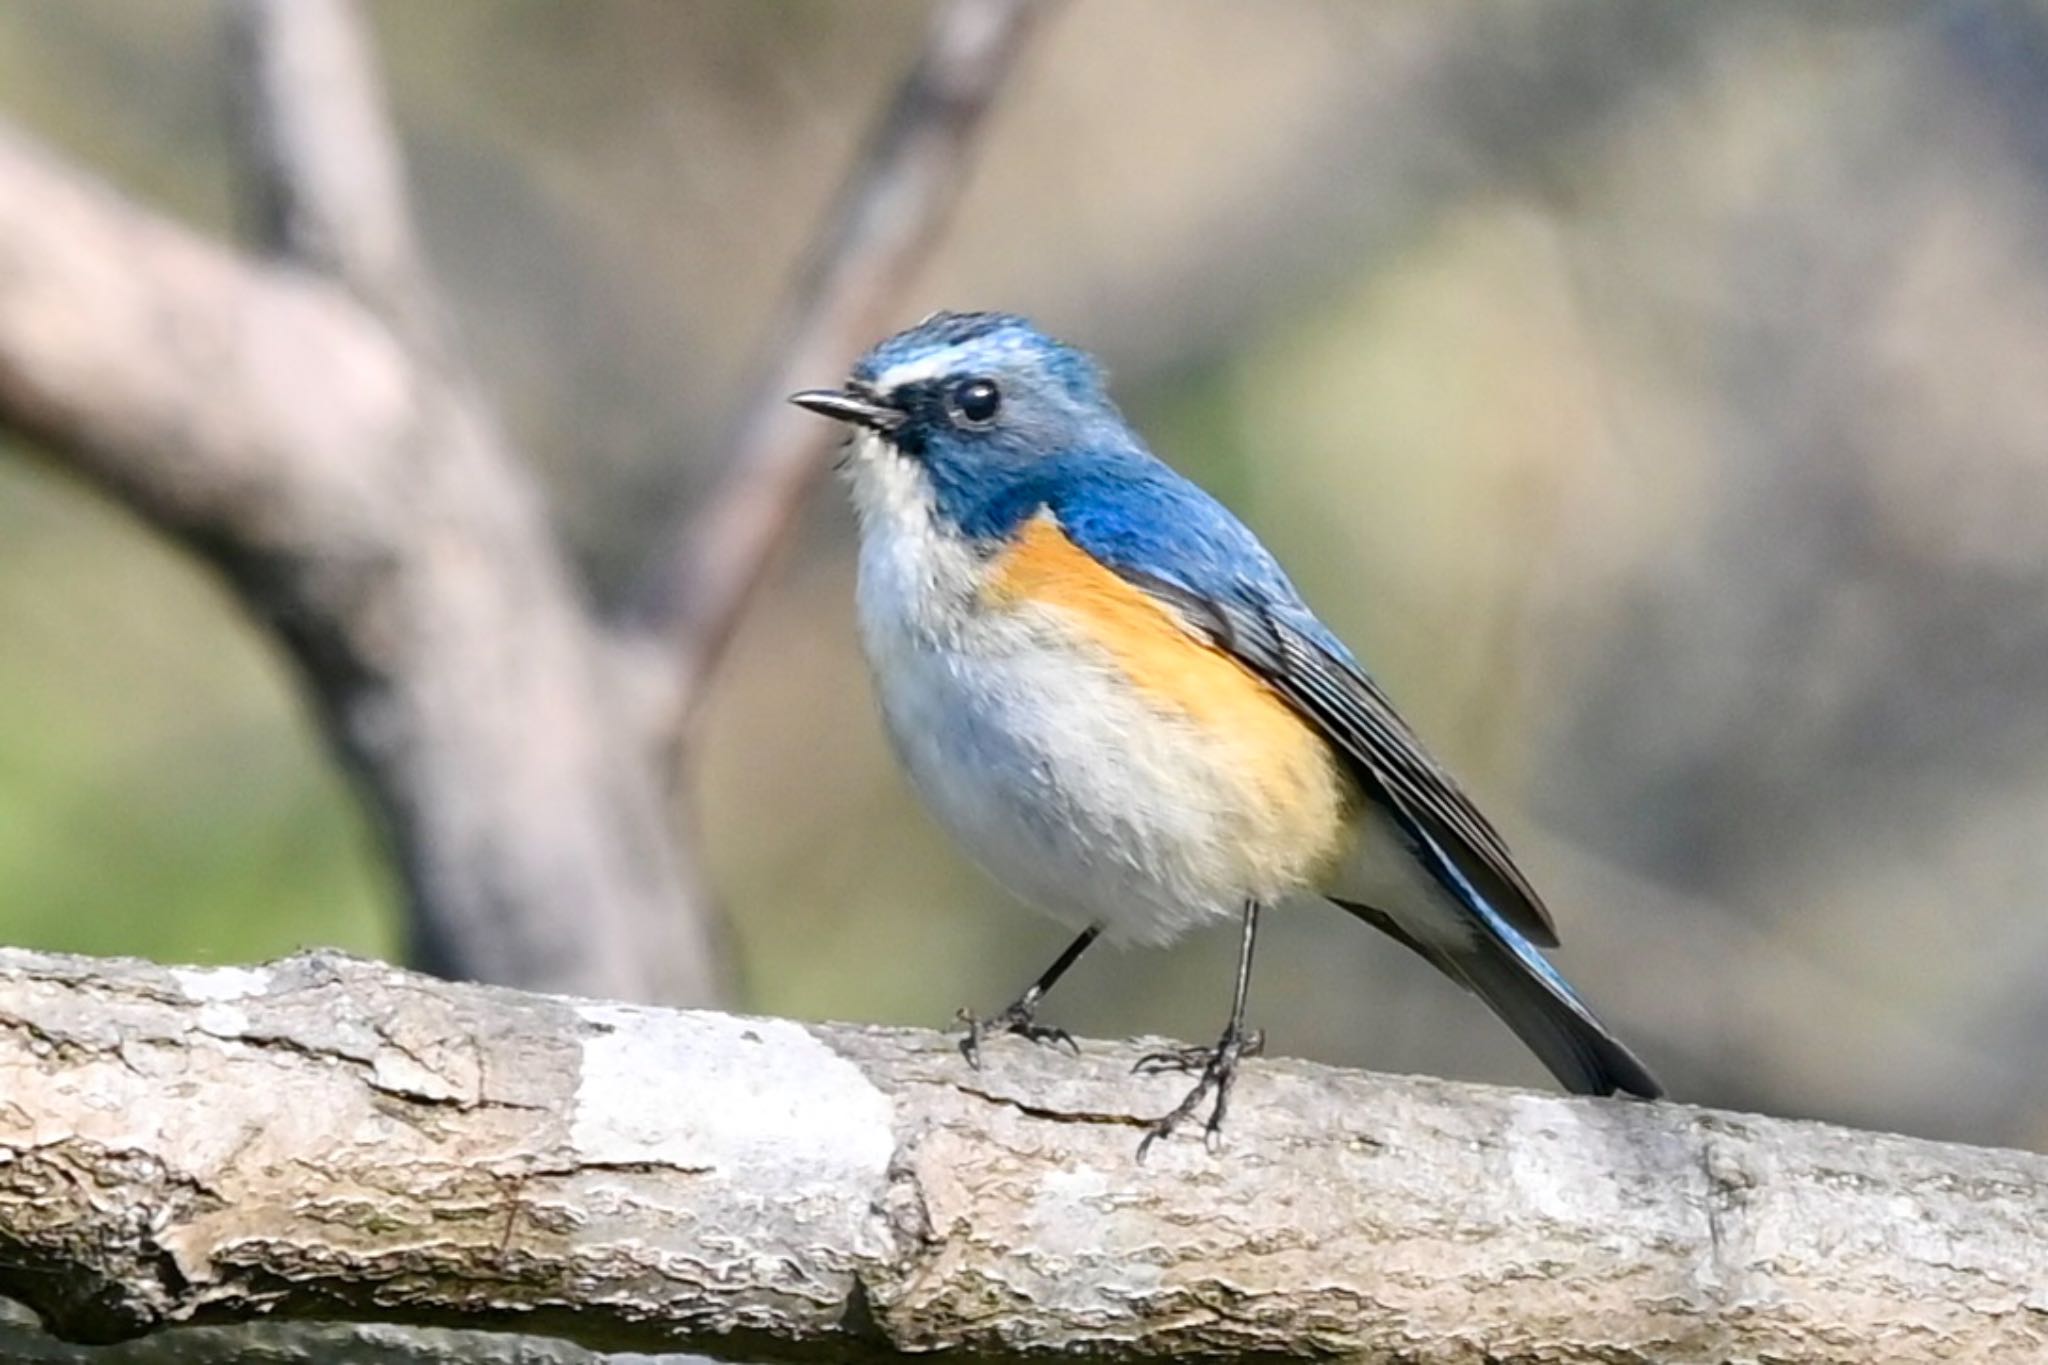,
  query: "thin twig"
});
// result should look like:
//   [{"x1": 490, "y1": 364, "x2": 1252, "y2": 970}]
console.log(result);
[
  {"x1": 626, "y1": 0, "x2": 1058, "y2": 738},
  {"x1": 224, "y1": 0, "x2": 438, "y2": 342}
]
